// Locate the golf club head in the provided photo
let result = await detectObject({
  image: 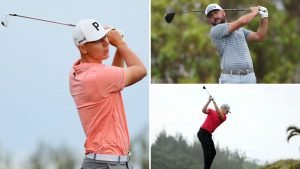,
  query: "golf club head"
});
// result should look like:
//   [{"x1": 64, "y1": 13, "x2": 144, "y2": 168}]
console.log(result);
[
  {"x1": 1, "y1": 14, "x2": 9, "y2": 27},
  {"x1": 203, "y1": 86, "x2": 206, "y2": 89},
  {"x1": 1, "y1": 21, "x2": 6, "y2": 27},
  {"x1": 165, "y1": 13, "x2": 175, "y2": 23}
]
